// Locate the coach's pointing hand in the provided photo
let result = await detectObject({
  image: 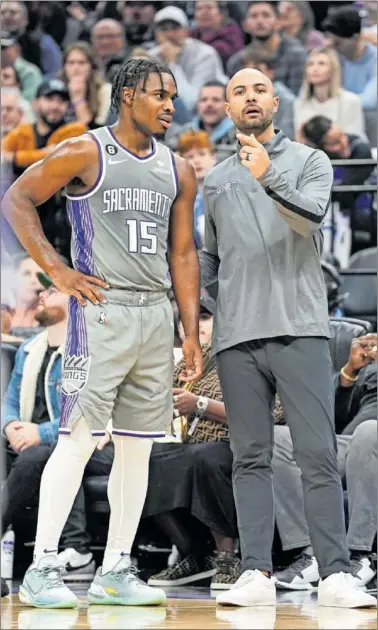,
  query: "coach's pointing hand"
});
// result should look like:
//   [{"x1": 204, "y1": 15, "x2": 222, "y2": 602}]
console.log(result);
[
  {"x1": 50, "y1": 265, "x2": 109, "y2": 306},
  {"x1": 180, "y1": 337, "x2": 203, "y2": 383},
  {"x1": 237, "y1": 133, "x2": 270, "y2": 179}
]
